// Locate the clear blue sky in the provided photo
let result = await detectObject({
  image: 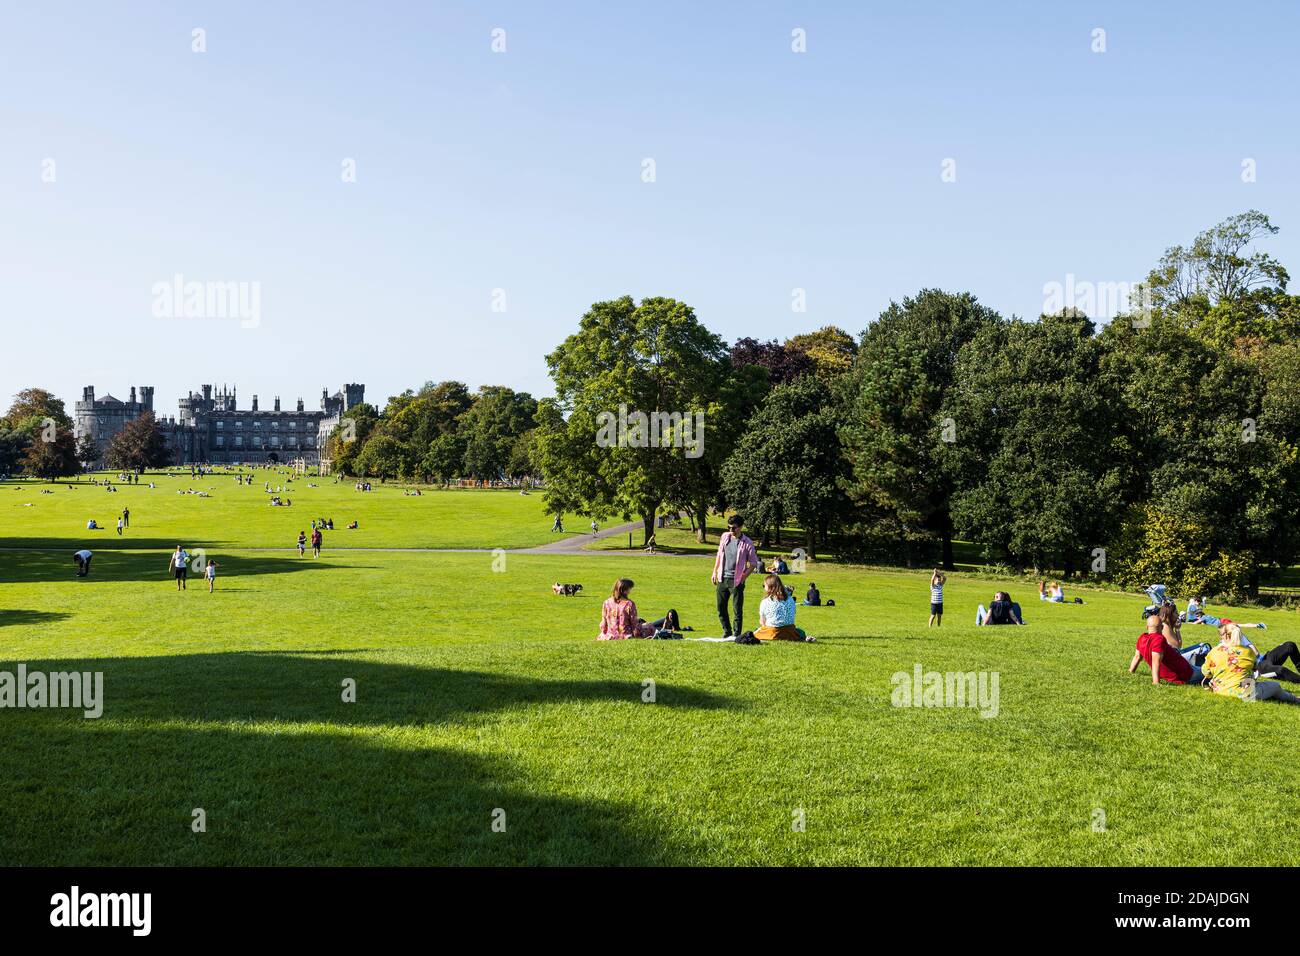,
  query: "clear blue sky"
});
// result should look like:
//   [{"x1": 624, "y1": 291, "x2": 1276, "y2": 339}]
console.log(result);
[{"x1": 3, "y1": 0, "x2": 1297, "y2": 416}]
